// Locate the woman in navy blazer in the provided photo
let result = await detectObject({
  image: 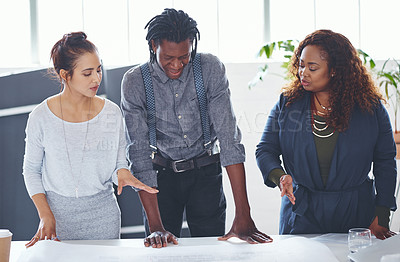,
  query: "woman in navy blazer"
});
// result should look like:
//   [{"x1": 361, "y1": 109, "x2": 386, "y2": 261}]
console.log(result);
[{"x1": 256, "y1": 30, "x2": 397, "y2": 239}]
